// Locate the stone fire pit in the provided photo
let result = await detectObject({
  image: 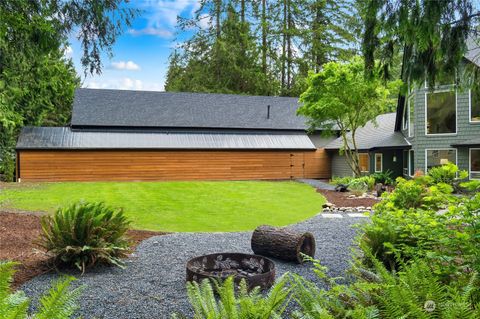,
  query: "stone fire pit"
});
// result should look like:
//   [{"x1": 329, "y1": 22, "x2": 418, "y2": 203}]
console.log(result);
[{"x1": 186, "y1": 253, "x2": 276, "y2": 290}]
